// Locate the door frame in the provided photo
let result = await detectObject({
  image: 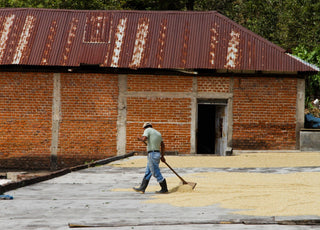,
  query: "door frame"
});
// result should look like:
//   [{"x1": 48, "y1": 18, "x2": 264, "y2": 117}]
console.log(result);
[{"x1": 195, "y1": 98, "x2": 232, "y2": 155}]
